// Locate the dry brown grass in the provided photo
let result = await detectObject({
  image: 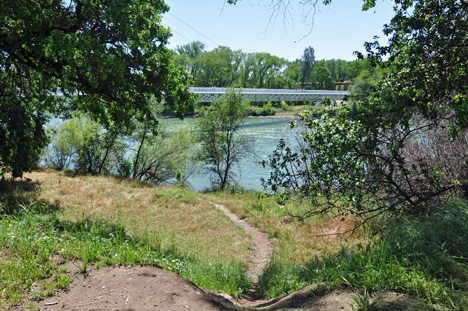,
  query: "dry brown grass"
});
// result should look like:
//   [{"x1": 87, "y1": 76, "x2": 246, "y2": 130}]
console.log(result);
[
  {"x1": 20, "y1": 170, "x2": 366, "y2": 267},
  {"x1": 201, "y1": 191, "x2": 368, "y2": 265},
  {"x1": 24, "y1": 170, "x2": 251, "y2": 266}
]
